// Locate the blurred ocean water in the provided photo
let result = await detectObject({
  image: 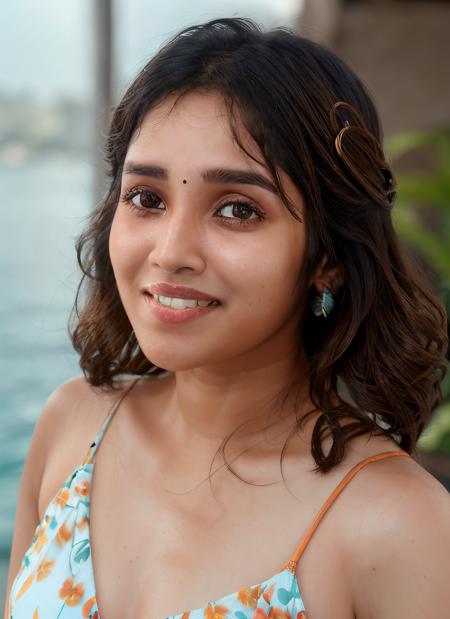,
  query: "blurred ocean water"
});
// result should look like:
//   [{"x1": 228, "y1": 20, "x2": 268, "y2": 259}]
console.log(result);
[{"x1": 0, "y1": 154, "x2": 93, "y2": 606}]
